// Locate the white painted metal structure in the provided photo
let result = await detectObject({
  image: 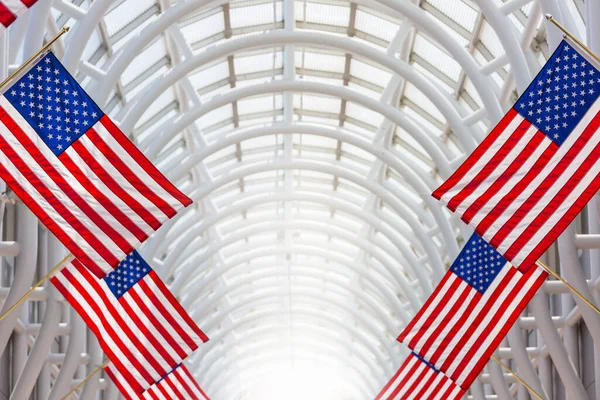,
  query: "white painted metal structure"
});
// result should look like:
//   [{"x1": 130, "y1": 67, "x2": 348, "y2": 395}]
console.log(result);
[{"x1": 0, "y1": 0, "x2": 598, "y2": 399}]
